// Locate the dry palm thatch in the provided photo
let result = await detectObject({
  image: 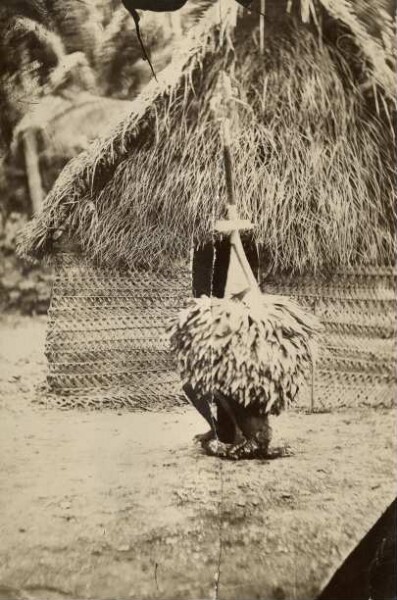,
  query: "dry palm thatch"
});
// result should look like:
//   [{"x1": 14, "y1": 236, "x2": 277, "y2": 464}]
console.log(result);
[
  {"x1": 18, "y1": 0, "x2": 396, "y2": 275},
  {"x1": 301, "y1": 0, "x2": 395, "y2": 98}
]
